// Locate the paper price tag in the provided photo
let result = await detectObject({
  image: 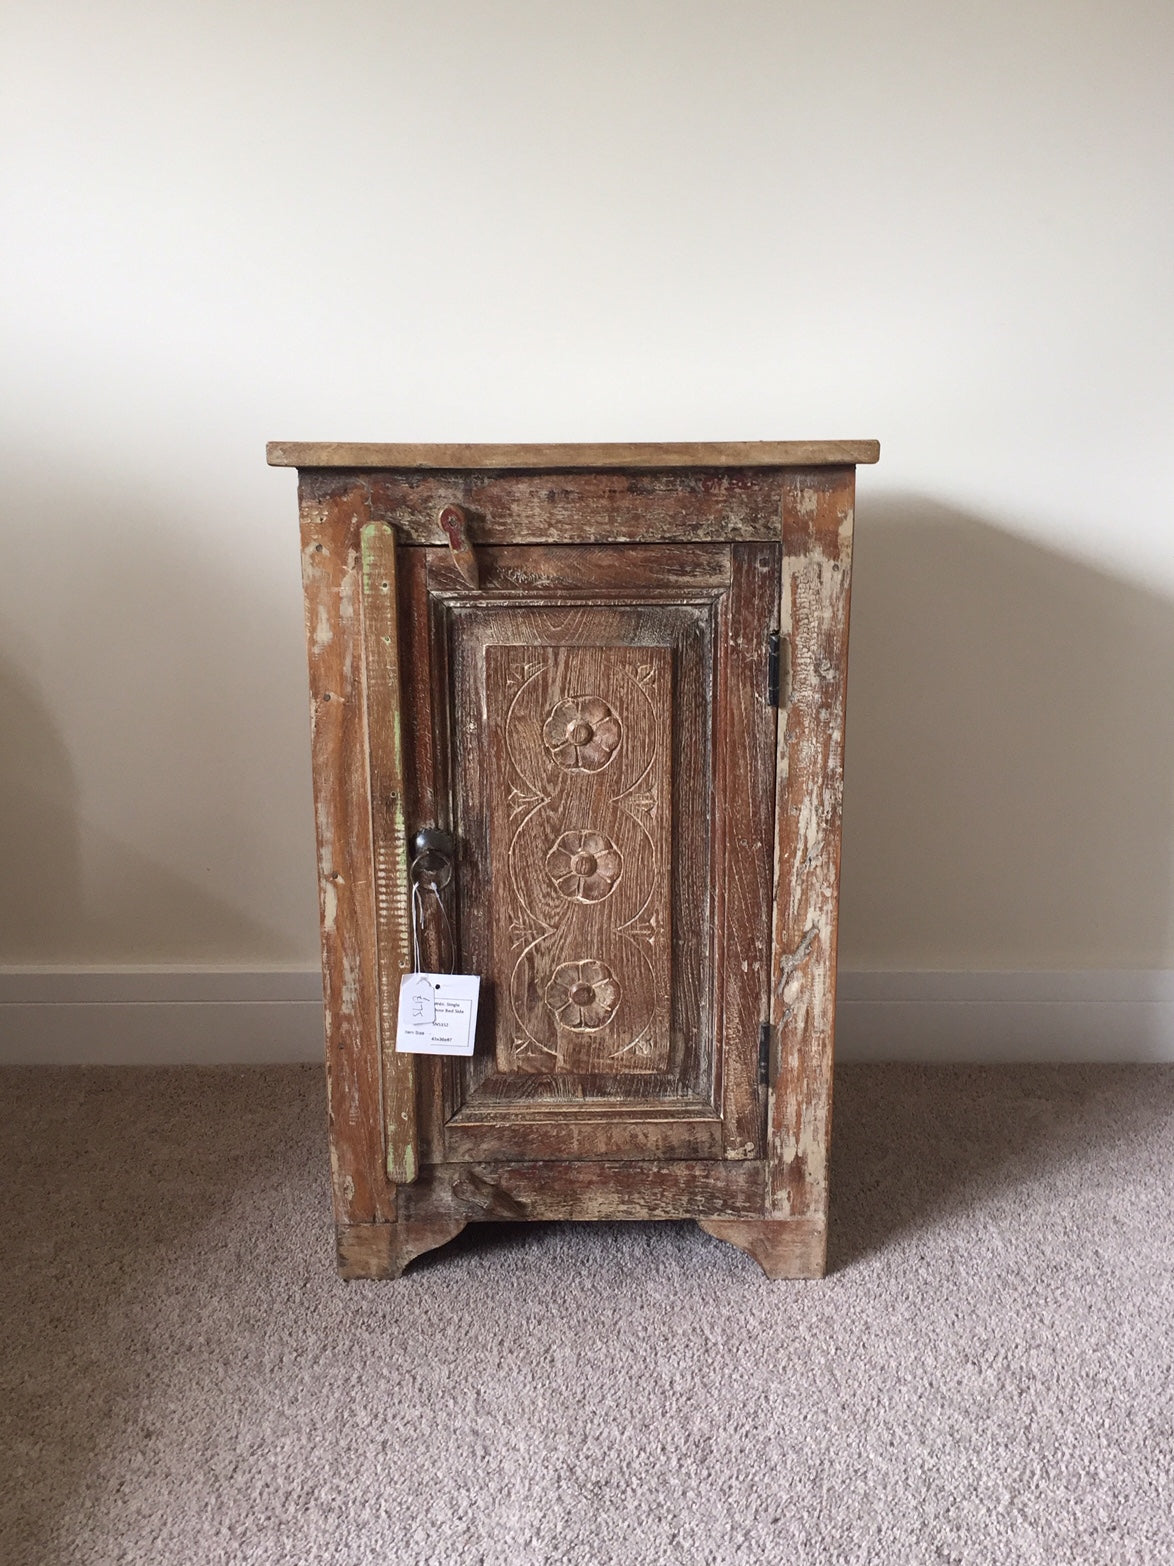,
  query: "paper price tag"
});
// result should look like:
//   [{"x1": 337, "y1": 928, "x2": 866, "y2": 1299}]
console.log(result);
[{"x1": 395, "y1": 973, "x2": 480, "y2": 1057}]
